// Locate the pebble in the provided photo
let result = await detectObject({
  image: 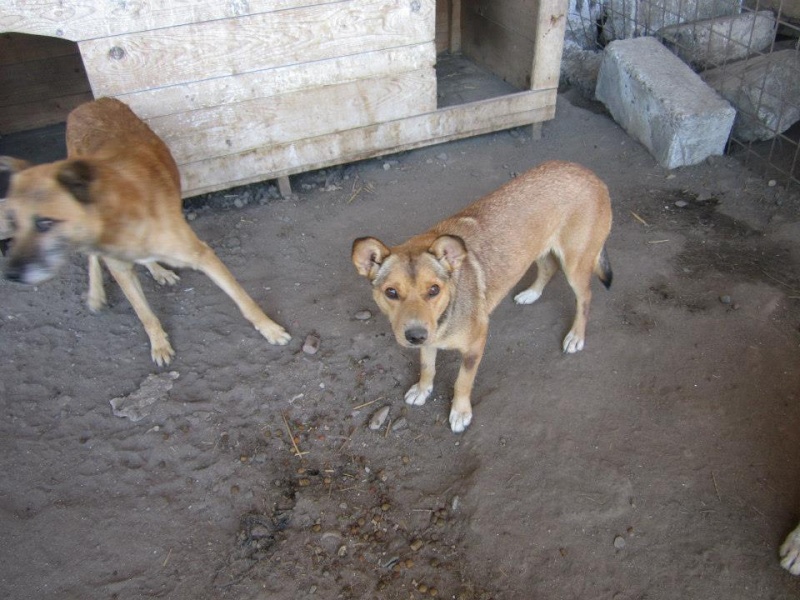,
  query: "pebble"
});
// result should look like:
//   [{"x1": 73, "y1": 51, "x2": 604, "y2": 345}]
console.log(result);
[
  {"x1": 674, "y1": 200, "x2": 688, "y2": 208},
  {"x1": 369, "y1": 405, "x2": 391, "y2": 430},
  {"x1": 354, "y1": 310, "x2": 372, "y2": 321},
  {"x1": 233, "y1": 198, "x2": 245, "y2": 208},
  {"x1": 410, "y1": 538, "x2": 424, "y2": 552},
  {"x1": 437, "y1": 153, "x2": 448, "y2": 161},
  {"x1": 613, "y1": 535, "x2": 626, "y2": 549},
  {"x1": 719, "y1": 295, "x2": 732, "y2": 305},
  {"x1": 302, "y1": 334, "x2": 320, "y2": 354},
  {"x1": 391, "y1": 417, "x2": 409, "y2": 431}
]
